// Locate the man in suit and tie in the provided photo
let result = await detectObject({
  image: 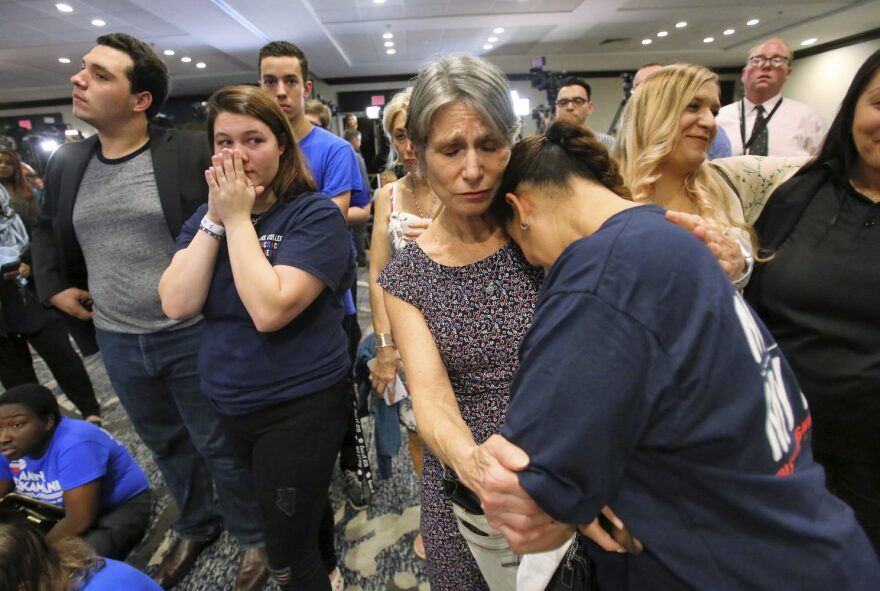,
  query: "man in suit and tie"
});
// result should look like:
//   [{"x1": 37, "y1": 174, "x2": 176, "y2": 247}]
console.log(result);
[{"x1": 31, "y1": 33, "x2": 267, "y2": 591}]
